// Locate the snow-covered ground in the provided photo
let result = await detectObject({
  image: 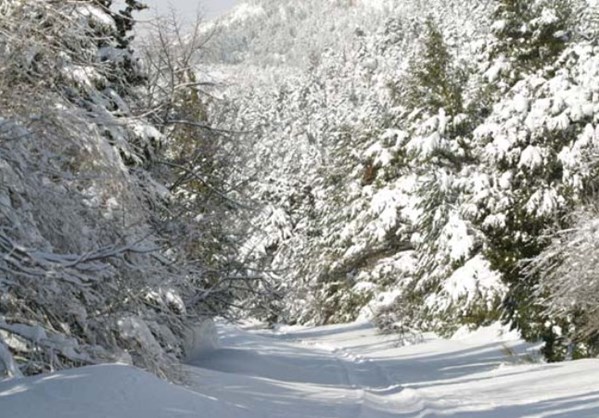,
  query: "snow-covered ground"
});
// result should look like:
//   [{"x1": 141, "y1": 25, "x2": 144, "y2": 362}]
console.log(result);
[{"x1": 3, "y1": 321, "x2": 599, "y2": 417}]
